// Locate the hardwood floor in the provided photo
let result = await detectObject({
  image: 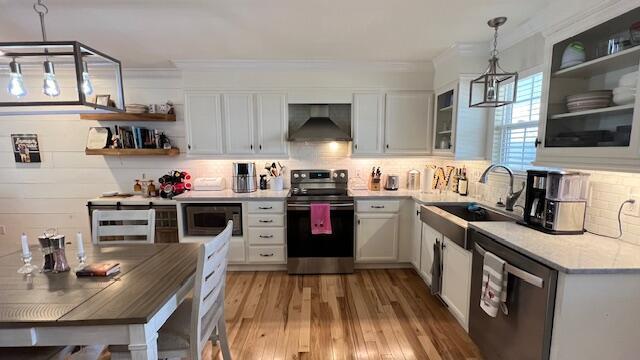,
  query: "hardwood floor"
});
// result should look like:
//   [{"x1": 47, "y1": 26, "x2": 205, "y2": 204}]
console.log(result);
[{"x1": 204, "y1": 269, "x2": 482, "y2": 360}]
